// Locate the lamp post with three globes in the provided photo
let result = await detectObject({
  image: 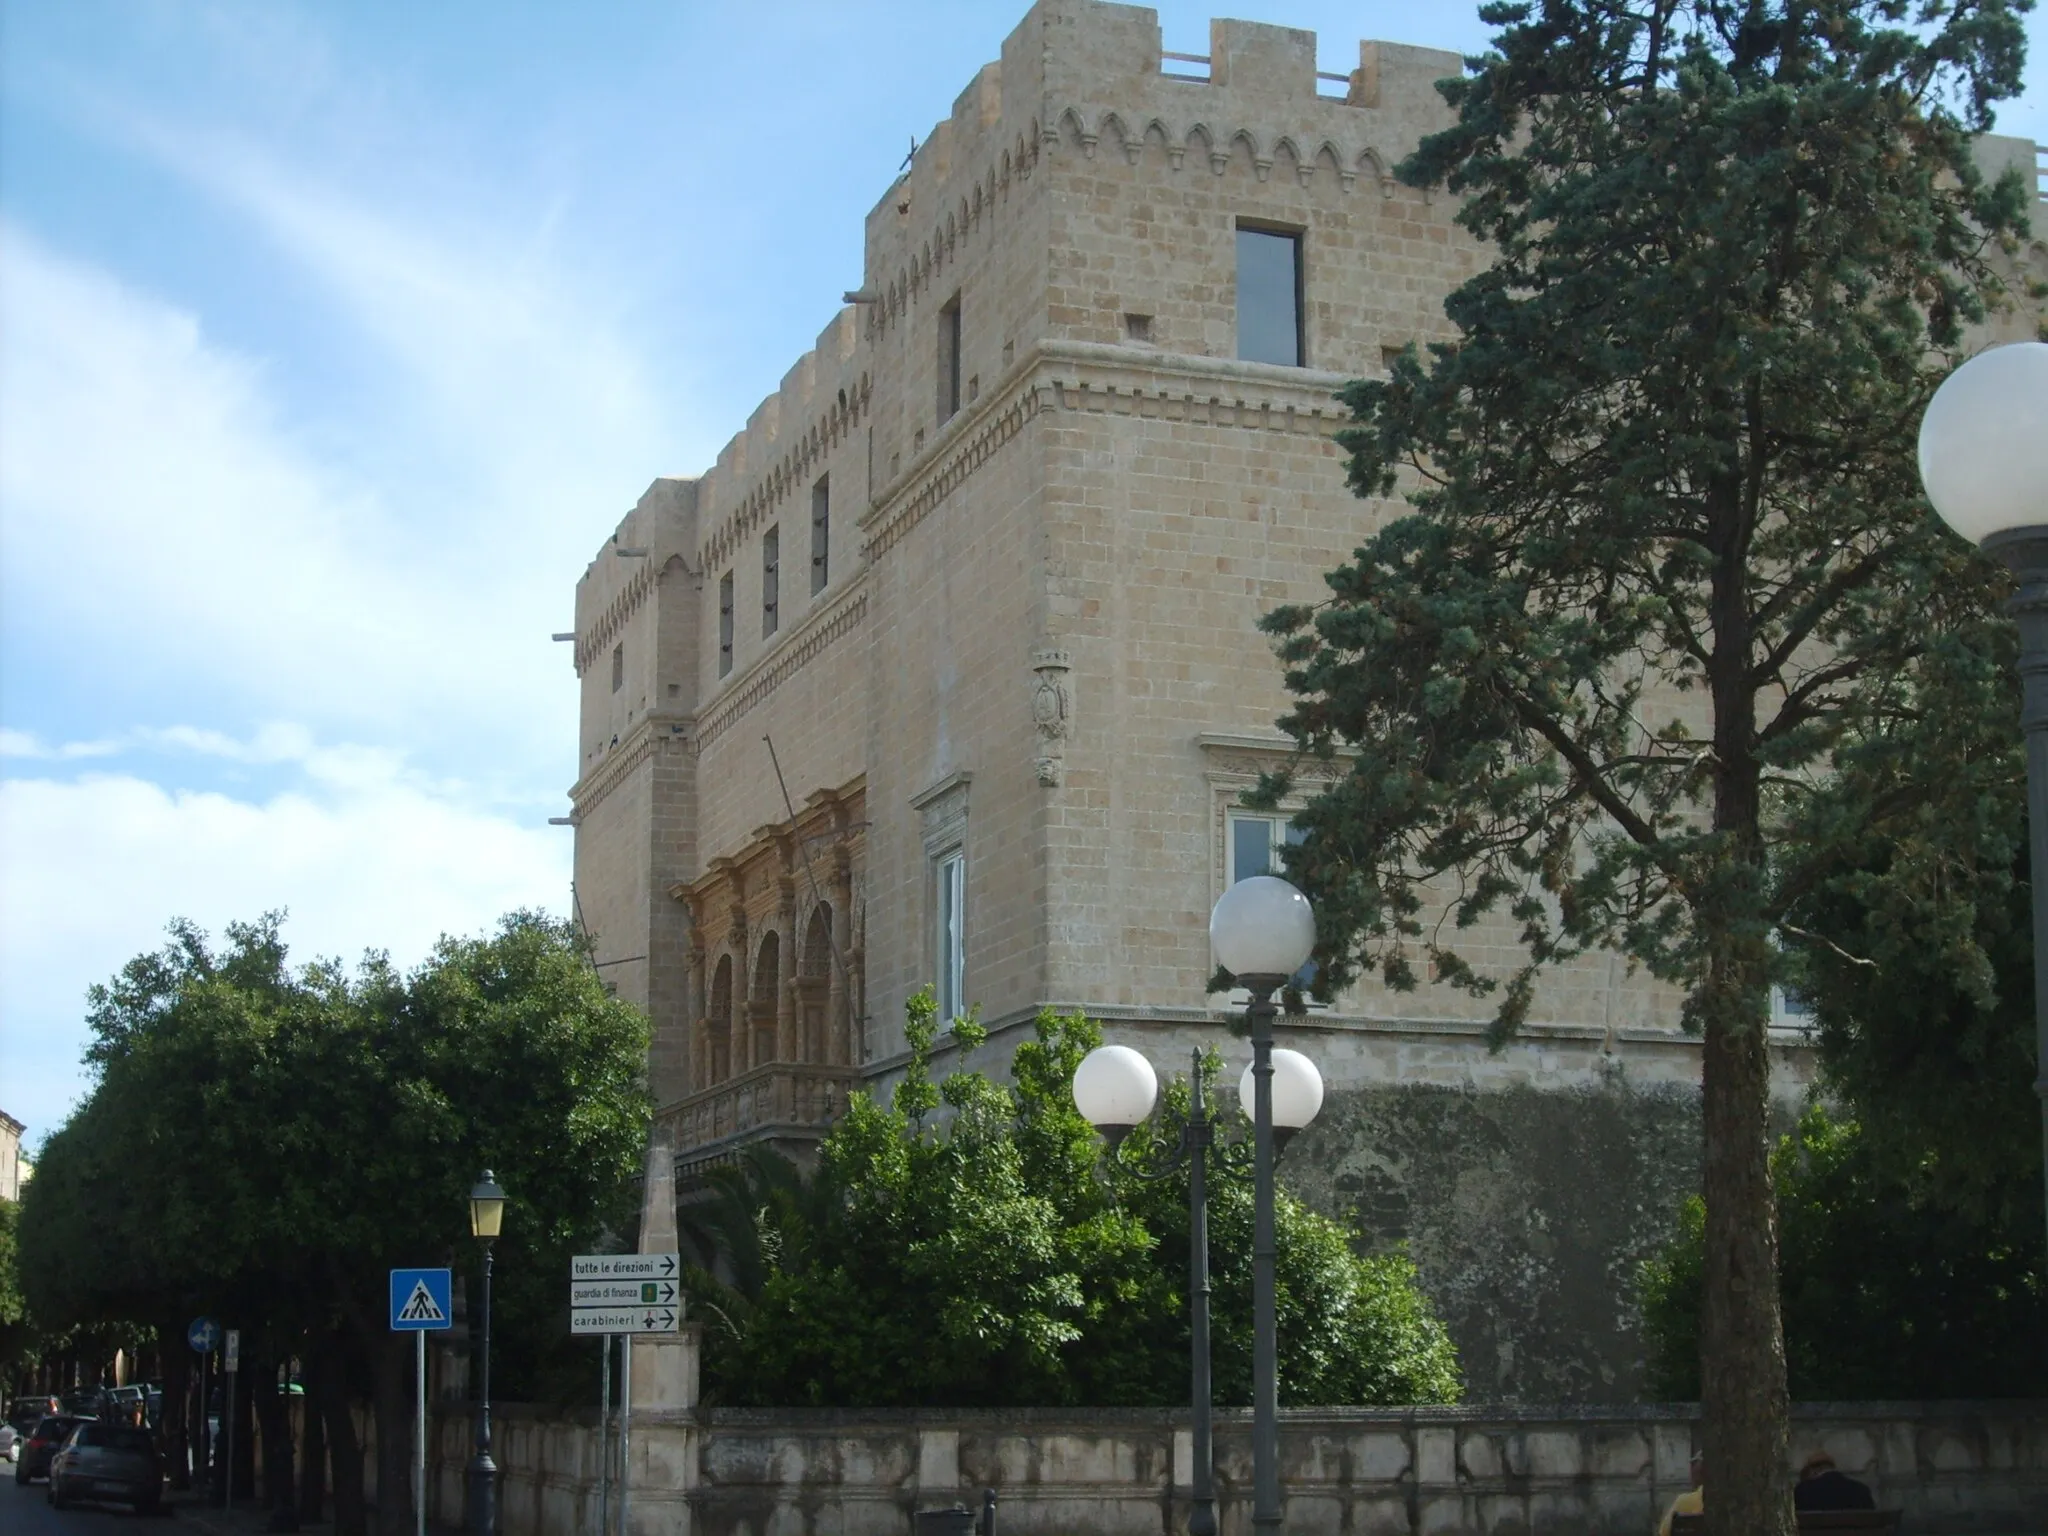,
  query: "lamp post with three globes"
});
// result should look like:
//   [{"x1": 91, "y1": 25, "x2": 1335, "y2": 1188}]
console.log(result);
[{"x1": 1071, "y1": 873, "x2": 1323, "y2": 1535}]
